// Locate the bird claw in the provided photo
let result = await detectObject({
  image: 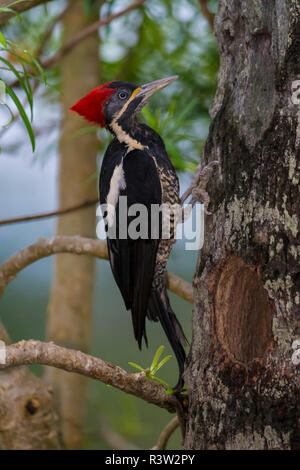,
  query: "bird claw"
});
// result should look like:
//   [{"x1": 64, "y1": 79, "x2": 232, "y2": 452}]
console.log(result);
[{"x1": 169, "y1": 391, "x2": 189, "y2": 443}]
